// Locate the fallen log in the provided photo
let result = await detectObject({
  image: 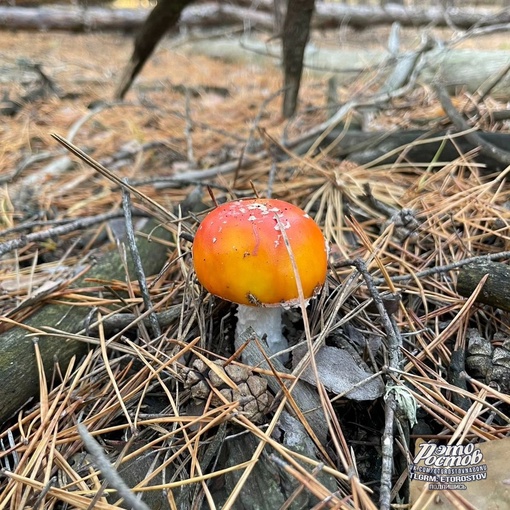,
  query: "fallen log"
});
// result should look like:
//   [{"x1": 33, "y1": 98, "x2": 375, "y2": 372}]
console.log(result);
[
  {"x1": 315, "y1": 129, "x2": 510, "y2": 170},
  {"x1": 0, "y1": 5, "x2": 149, "y2": 32},
  {"x1": 0, "y1": 2, "x2": 507, "y2": 32},
  {"x1": 312, "y1": 2, "x2": 510, "y2": 30},
  {"x1": 186, "y1": 38, "x2": 510, "y2": 101},
  {"x1": 0, "y1": 4, "x2": 273, "y2": 32},
  {"x1": 236, "y1": 0, "x2": 510, "y2": 30},
  {"x1": 0, "y1": 219, "x2": 173, "y2": 424}
]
